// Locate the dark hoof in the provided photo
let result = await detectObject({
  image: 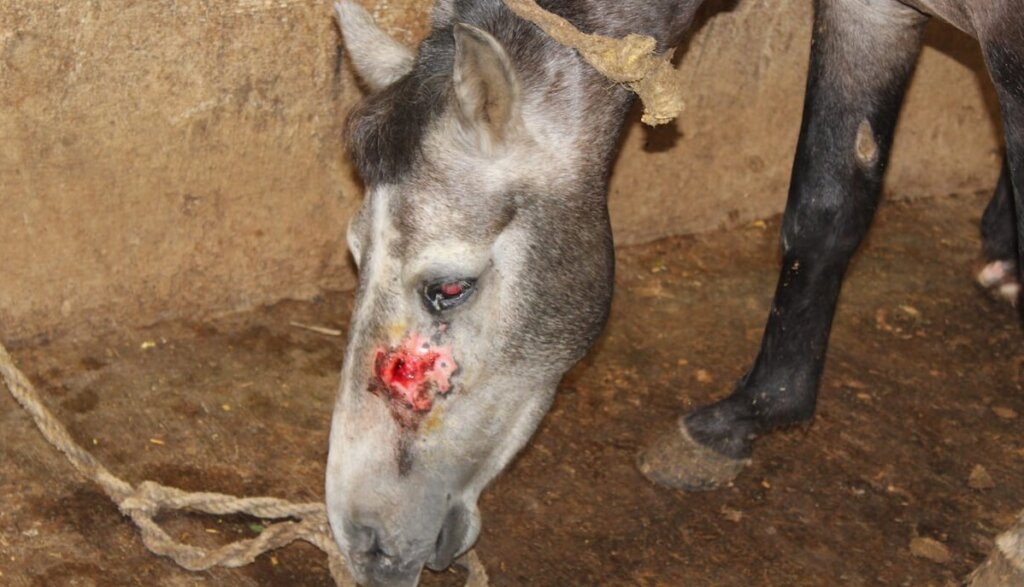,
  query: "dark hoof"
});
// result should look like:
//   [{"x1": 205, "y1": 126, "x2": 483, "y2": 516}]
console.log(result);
[
  {"x1": 637, "y1": 418, "x2": 751, "y2": 491},
  {"x1": 968, "y1": 513, "x2": 1024, "y2": 586},
  {"x1": 976, "y1": 260, "x2": 1019, "y2": 305}
]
